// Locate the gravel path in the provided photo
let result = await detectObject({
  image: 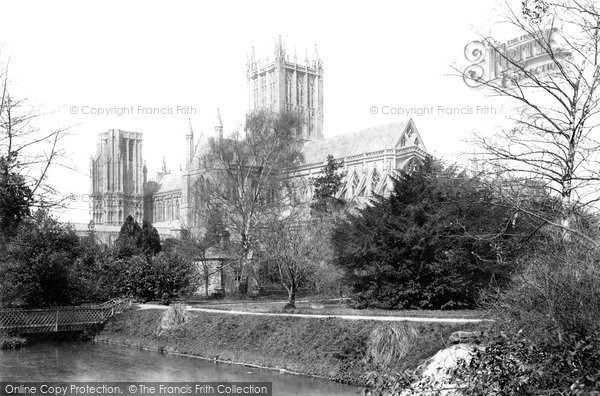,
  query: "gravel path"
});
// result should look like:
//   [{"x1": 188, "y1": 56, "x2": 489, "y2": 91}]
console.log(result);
[{"x1": 138, "y1": 304, "x2": 492, "y2": 323}]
